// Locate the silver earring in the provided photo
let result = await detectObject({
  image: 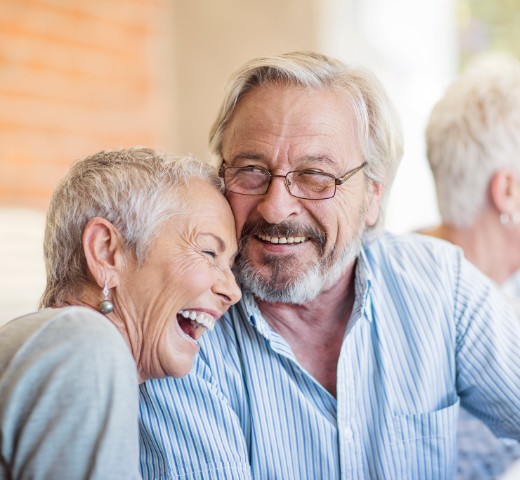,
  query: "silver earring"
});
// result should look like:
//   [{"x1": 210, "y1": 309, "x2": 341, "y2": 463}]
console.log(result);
[
  {"x1": 500, "y1": 213, "x2": 511, "y2": 225},
  {"x1": 99, "y1": 281, "x2": 114, "y2": 314}
]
